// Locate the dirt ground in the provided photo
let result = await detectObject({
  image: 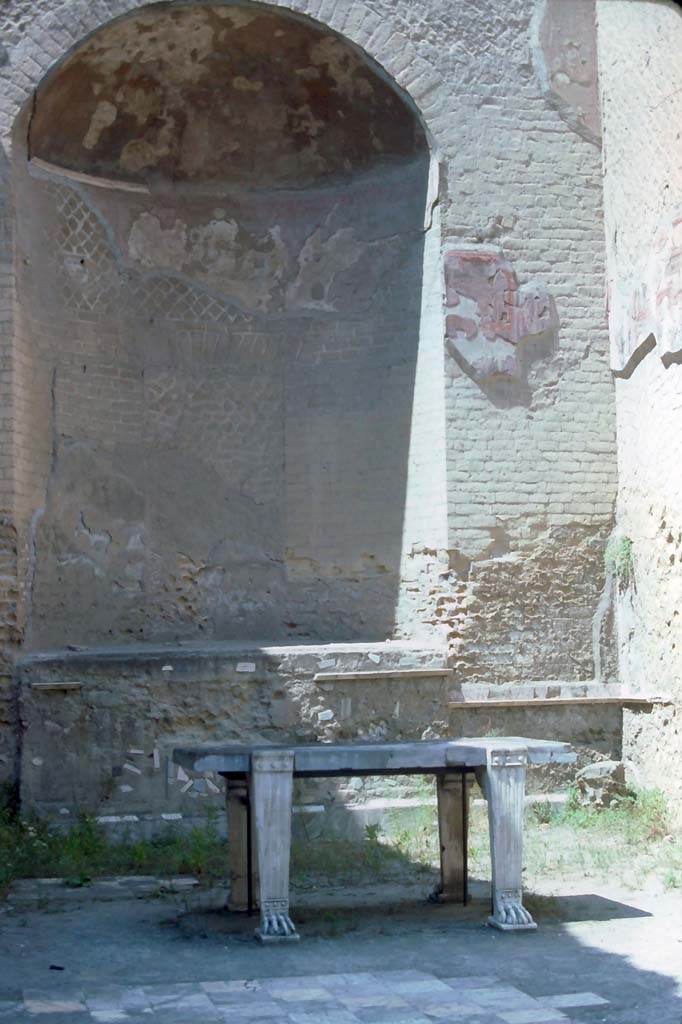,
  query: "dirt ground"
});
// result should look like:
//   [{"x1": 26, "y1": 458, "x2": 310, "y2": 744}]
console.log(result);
[{"x1": 0, "y1": 873, "x2": 681, "y2": 1023}]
